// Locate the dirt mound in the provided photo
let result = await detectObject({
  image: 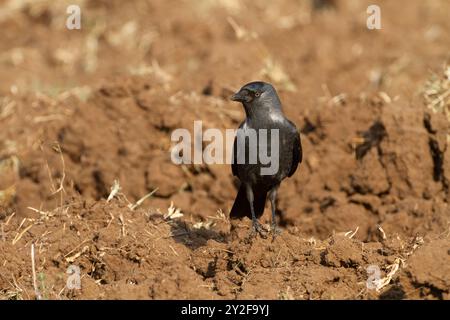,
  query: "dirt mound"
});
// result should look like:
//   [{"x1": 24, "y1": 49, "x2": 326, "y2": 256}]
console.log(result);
[
  {"x1": 2, "y1": 198, "x2": 446, "y2": 299},
  {"x1": 403, "y1": 239, "x2": 450, "y2": 299},
  {"x1": 0, "y1": 199, "x2": 214, "y2": 299},
  {"x1": 3, "y1": 76, "x2": 448, "y2": 237}
]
